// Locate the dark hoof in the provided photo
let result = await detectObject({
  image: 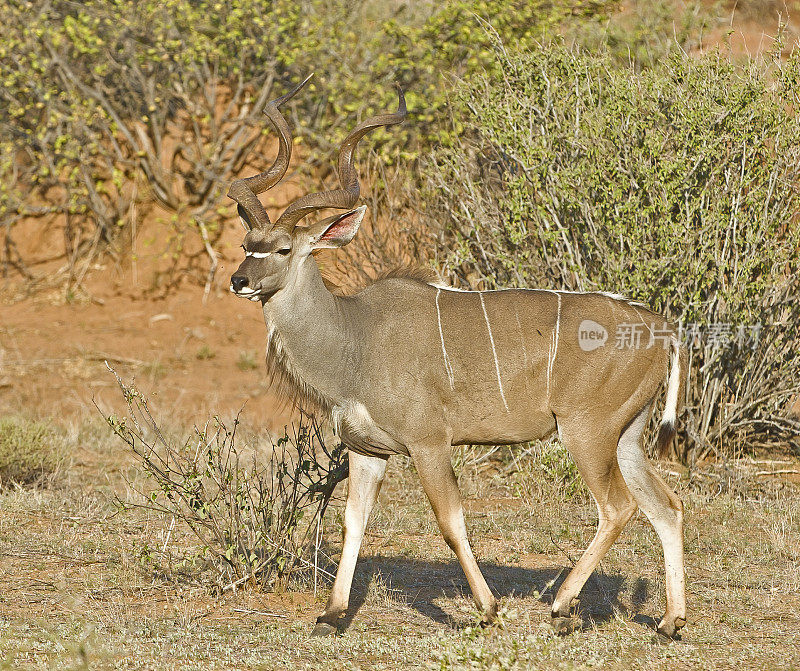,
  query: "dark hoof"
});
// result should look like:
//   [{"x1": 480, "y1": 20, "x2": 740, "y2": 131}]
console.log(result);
[
  {"x1": 310, "y1": 622, "x2": 337, "y2": 638},
  {"x1": 654, "y1": 630, "x2": 681, "y2": 644},
  {"x1": 479, "y1": 602, "x2": 499, "y2": 628},
  {"x1": 551, "y1": 616, "x2": 577, "y2": 636},
  {"x1": 656, "y1": 616, "x2": 685, "y2": 641}
]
